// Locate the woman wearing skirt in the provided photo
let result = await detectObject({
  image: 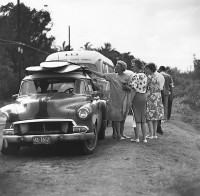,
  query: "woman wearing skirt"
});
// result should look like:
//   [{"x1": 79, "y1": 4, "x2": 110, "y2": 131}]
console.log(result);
[{"x1": 130, "y1": 59, "x2": 148, "y2": 143}]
